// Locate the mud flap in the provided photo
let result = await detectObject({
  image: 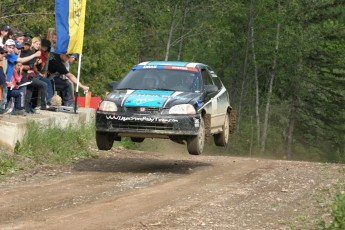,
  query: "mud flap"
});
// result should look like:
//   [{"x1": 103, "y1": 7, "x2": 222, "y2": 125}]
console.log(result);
[
  {"x1": 203, "y1": 113, "x2": 212, "y2": 142},
  {"x1": 229, "y1": 110, "x2": 237, "y2": 134}
]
